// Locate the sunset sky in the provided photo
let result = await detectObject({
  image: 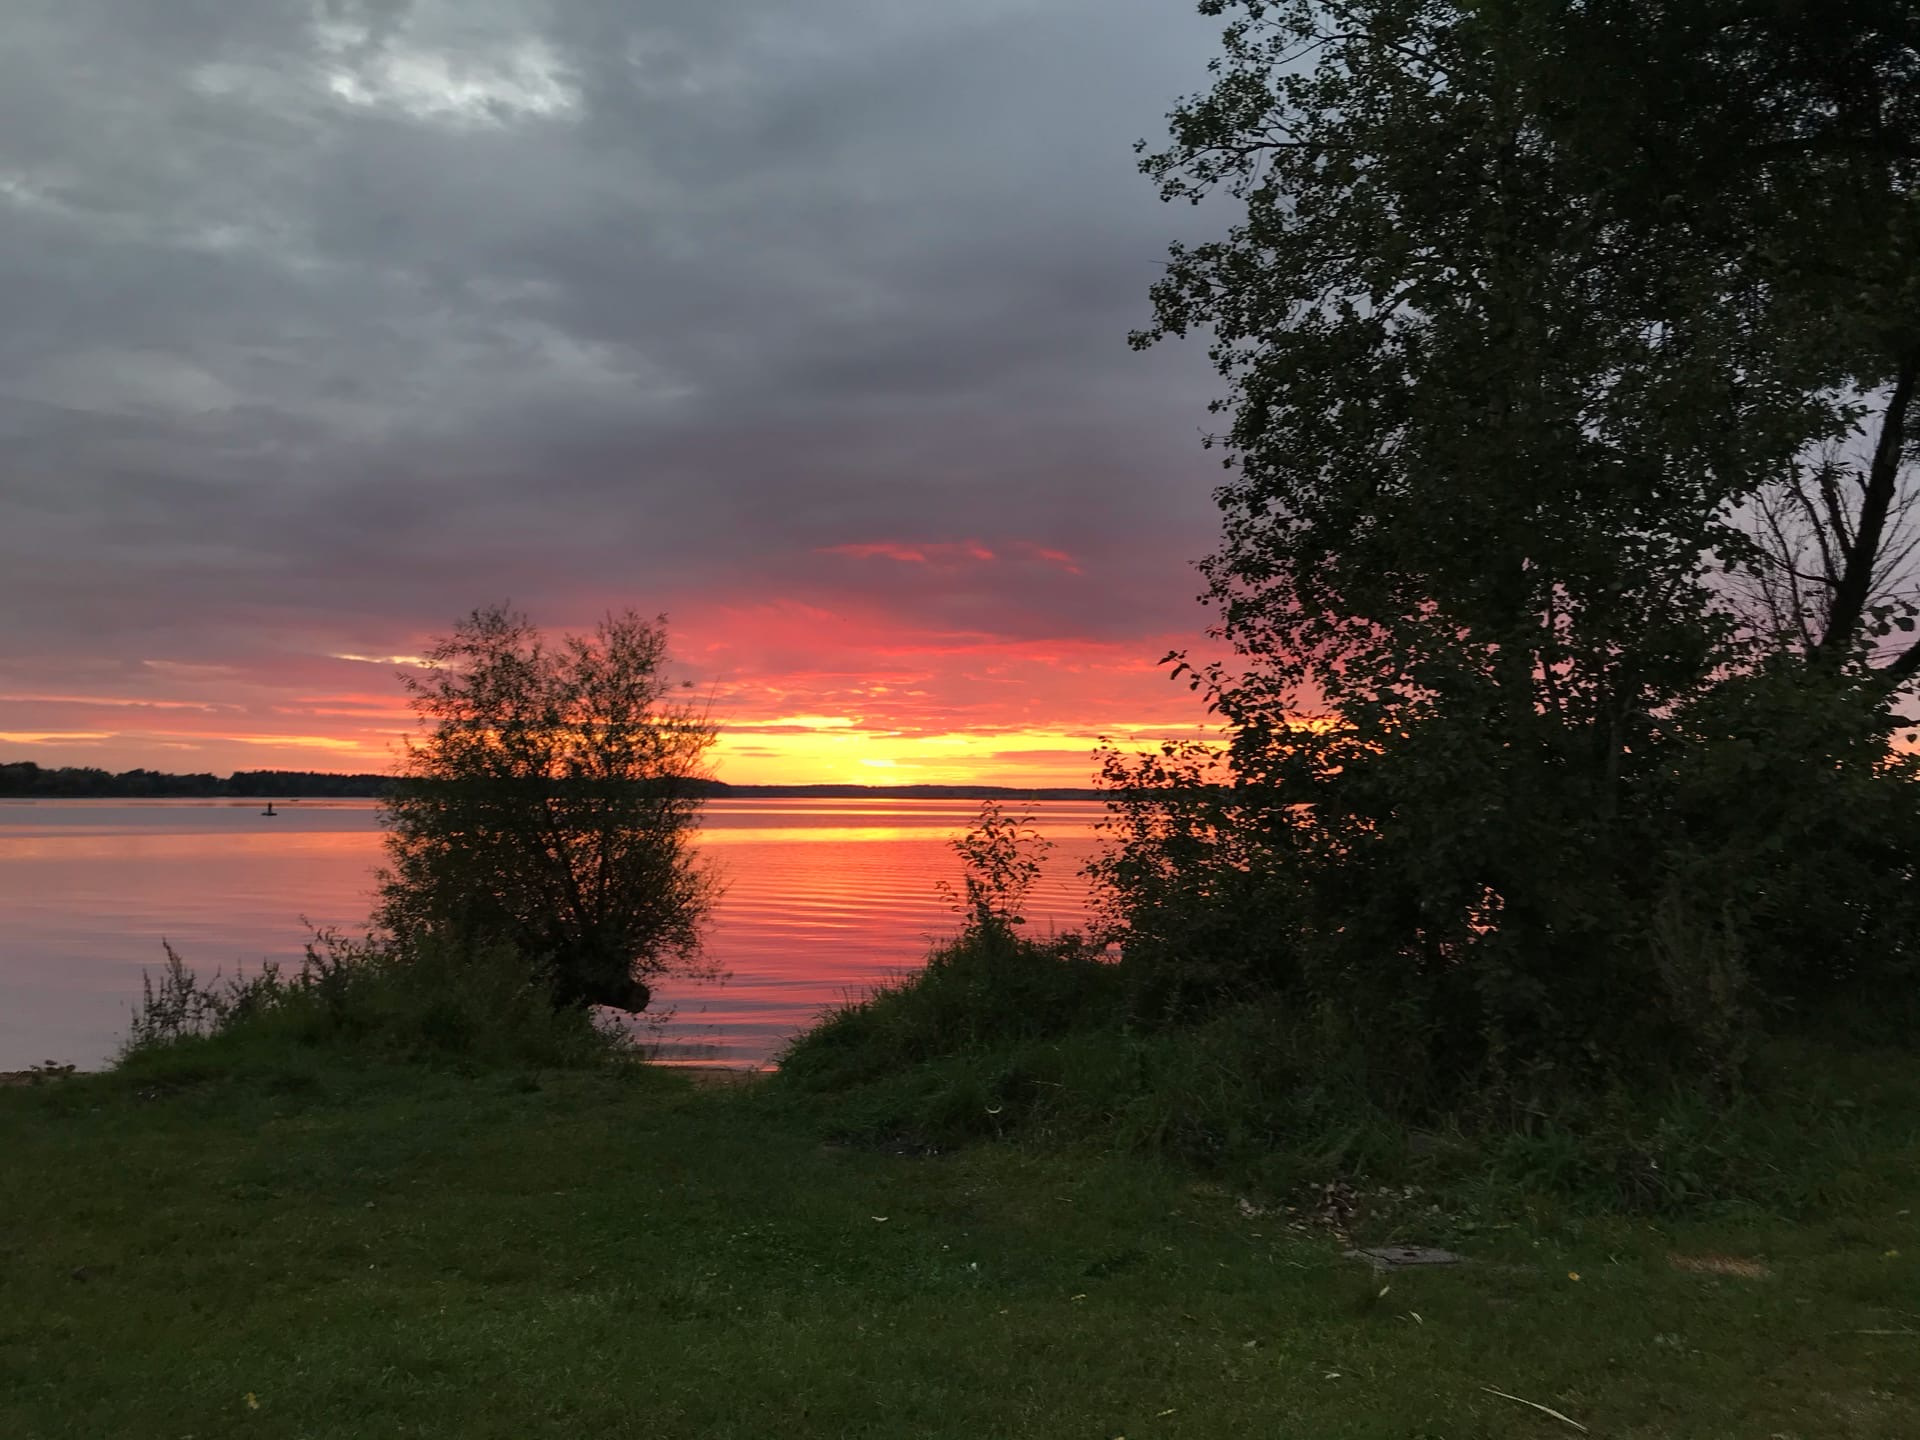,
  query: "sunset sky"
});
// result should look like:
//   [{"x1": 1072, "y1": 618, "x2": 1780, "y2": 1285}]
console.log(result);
[{"x1": 1, "y1": 1, "x2": 1232, "y2": 786}]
